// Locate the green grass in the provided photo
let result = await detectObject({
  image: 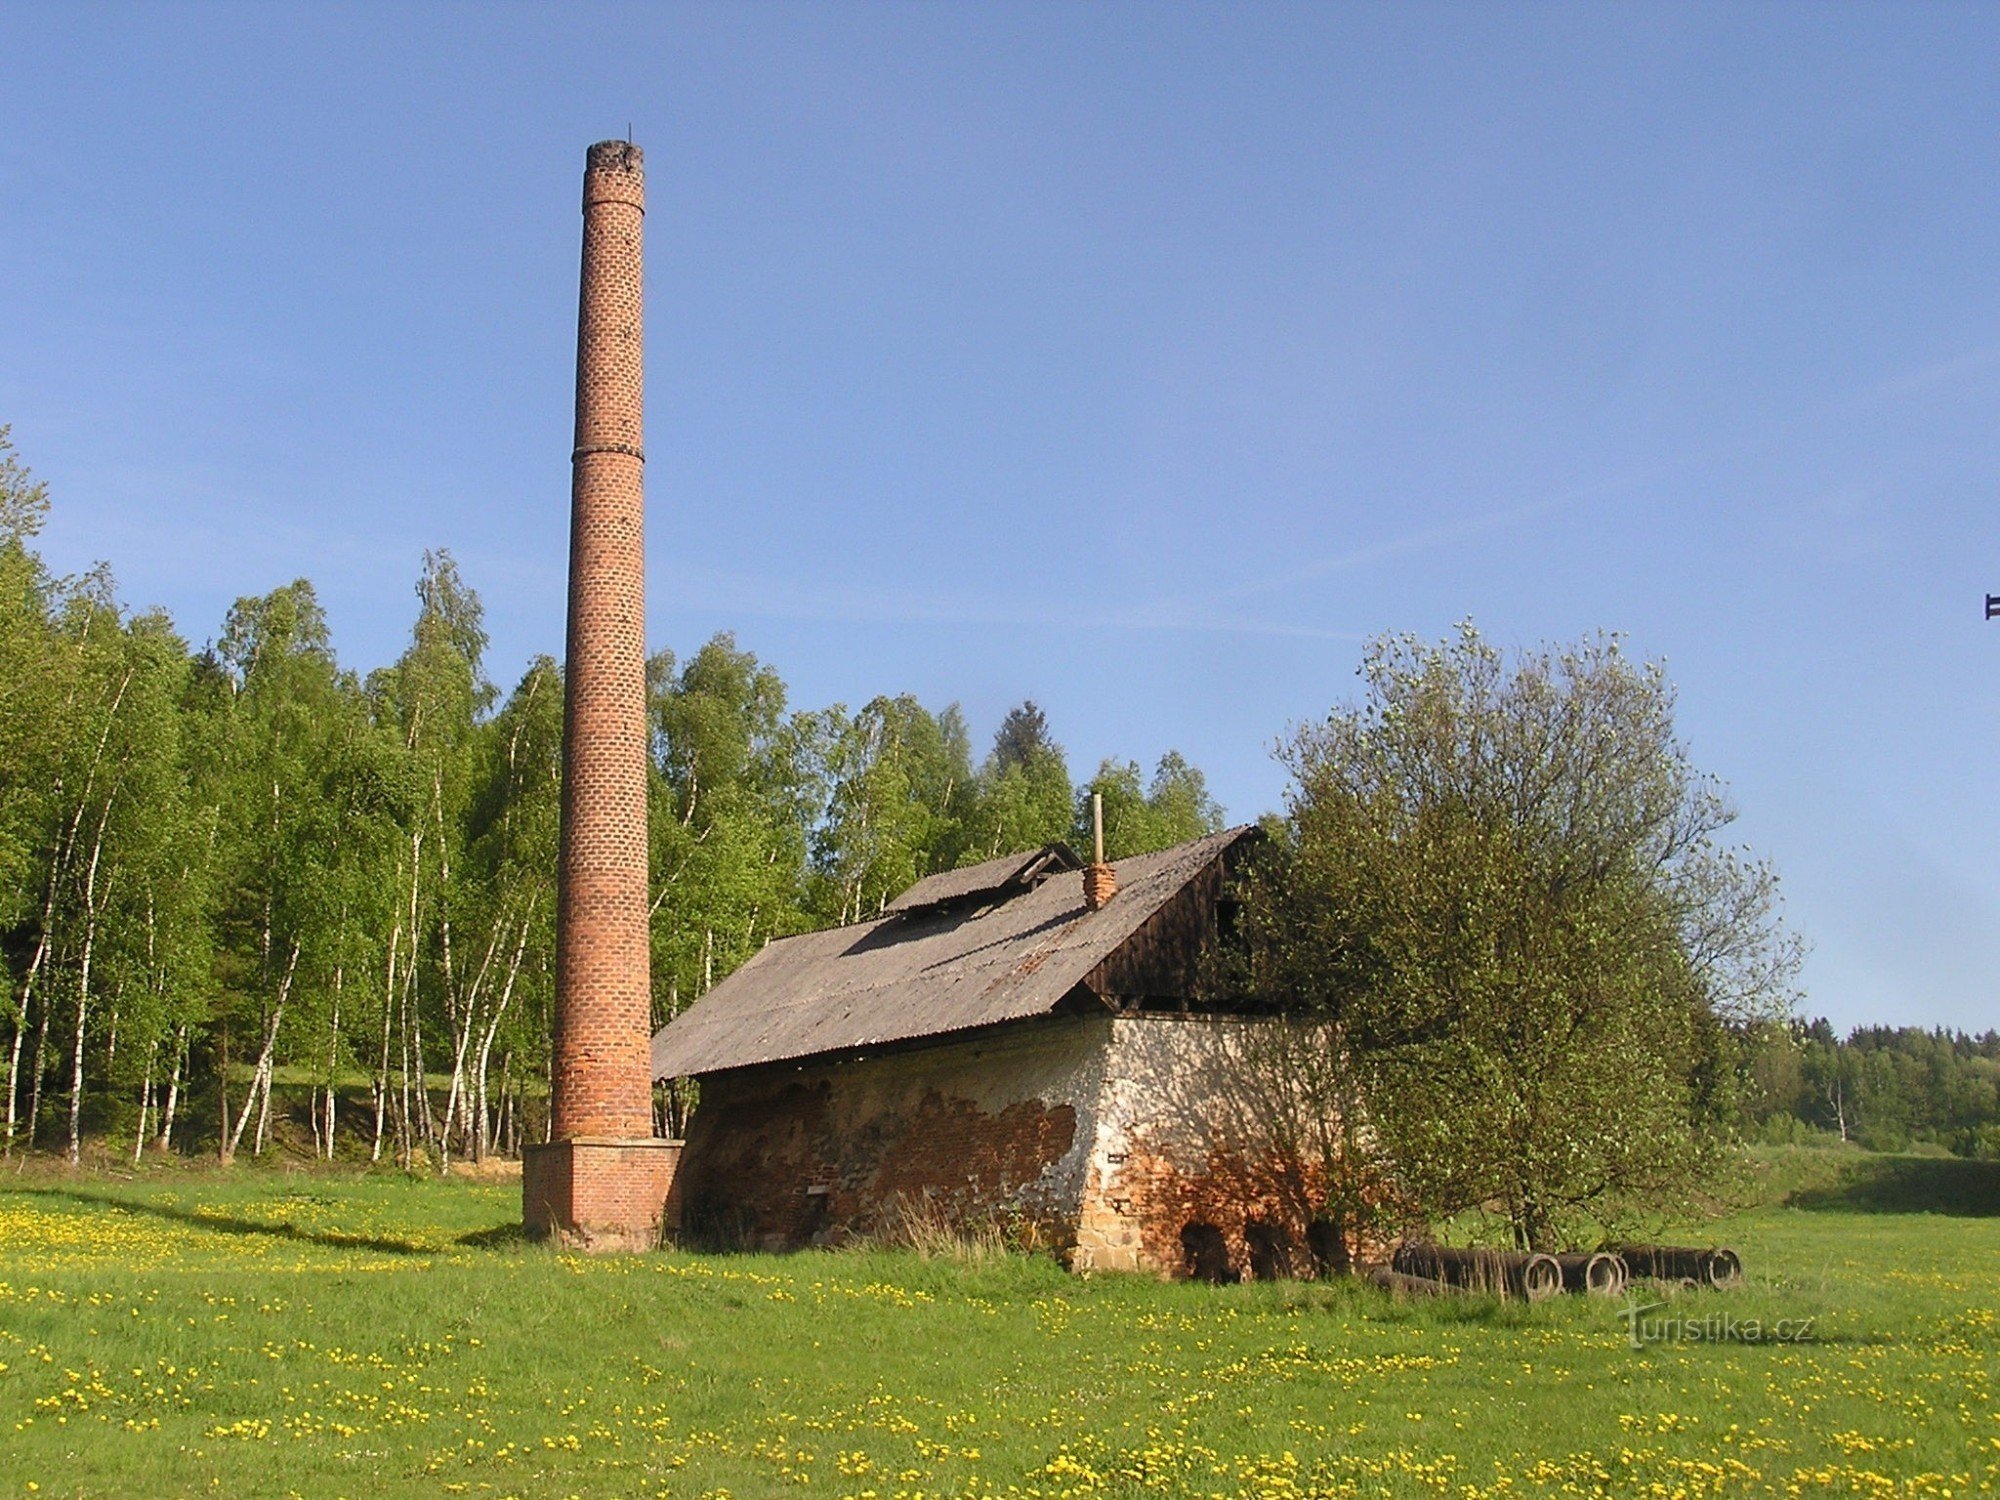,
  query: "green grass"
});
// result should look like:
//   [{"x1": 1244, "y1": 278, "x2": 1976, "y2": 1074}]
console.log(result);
[{"x1": 0, "y1": 1150, "x2": 1993, "y2": 1498}]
